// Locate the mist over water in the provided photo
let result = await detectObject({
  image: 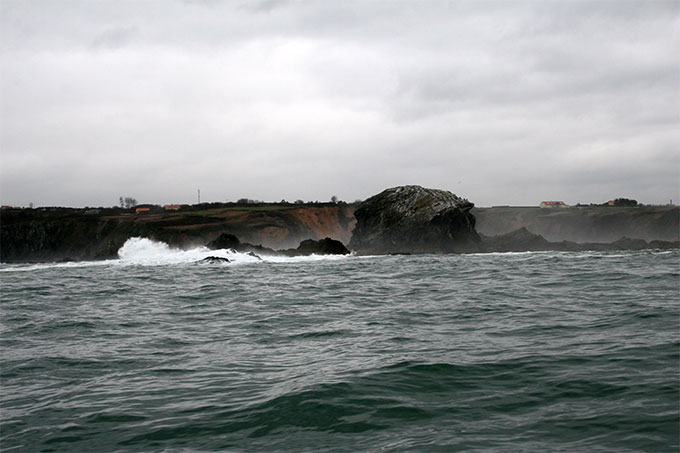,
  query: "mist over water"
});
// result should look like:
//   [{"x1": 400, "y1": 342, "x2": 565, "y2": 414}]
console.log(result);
[{"x1": 1, "y1": 245, "x2": 678, "y2": 452}]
